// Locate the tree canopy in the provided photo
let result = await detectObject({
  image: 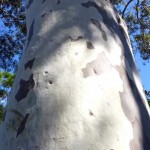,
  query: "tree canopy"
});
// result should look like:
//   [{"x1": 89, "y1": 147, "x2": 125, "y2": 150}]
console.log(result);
[
  {"x1": 111, "y1": 0, "x2": 150, "y2": 60},
  {"x1": 0, "y1": 0, "x2": 150, "y2": 105}
]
